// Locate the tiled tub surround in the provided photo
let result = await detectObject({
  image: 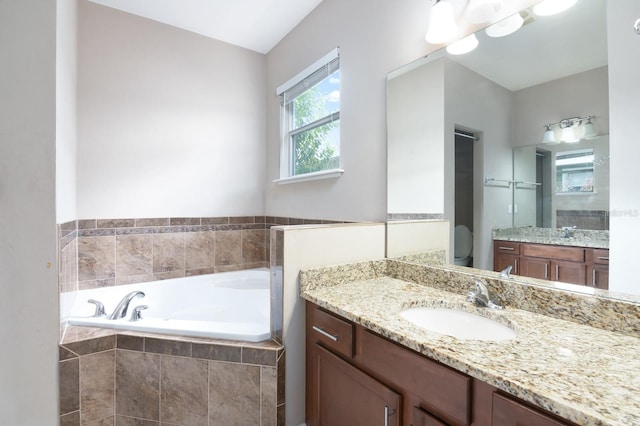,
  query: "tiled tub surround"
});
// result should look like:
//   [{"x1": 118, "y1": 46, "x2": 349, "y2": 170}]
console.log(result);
[
  {"x1": 59, "y1": 216, "x2": 343, "y2": 293},
  {"x1": 59, "y1": 327, "x2": 285, "y2": 426},
  {"x1": 299, "y1": 260, "x2": 640, "y2": 425},
  {"x1": 492, "y1": 226, "x2": 609, "y2": 249}
]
